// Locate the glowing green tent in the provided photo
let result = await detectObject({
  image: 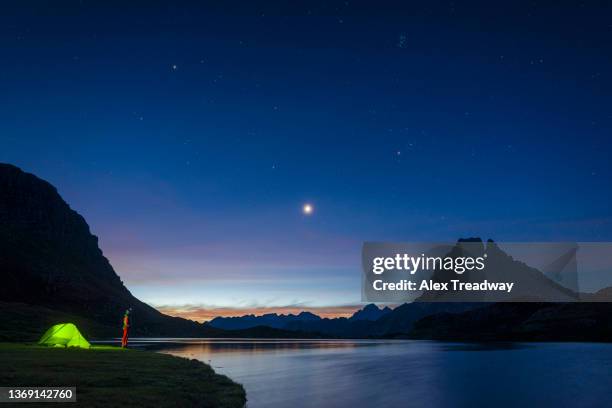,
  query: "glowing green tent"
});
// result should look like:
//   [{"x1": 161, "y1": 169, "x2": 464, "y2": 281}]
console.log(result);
[{"x1": 38, "y1": 323, "x2": 91, "y2": 349}]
